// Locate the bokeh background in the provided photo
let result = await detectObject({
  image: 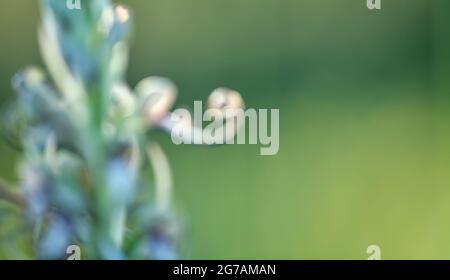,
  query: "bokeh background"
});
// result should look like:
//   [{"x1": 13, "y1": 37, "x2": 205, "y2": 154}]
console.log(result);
[{"x1": 0, "y1": 0, "x2": 449, "y2": 259}]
